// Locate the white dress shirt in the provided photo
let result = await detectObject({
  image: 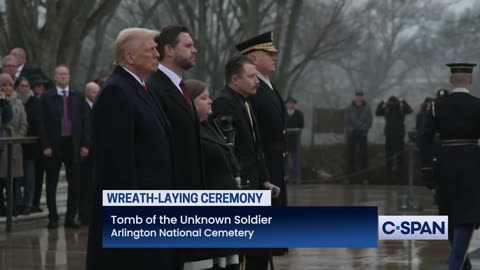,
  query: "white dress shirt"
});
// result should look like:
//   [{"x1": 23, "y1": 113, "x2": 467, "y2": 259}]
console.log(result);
[
  {"x1": 257, "y1": 73, "x2": 273, "y2": 90},
  {"x1": 121, "y1": 66, "x2": 146, "y2": 87},
  {"x1": 86, "y1": 98, "x2": 93, "y2": 109},
  {"x1": 452, "y1": 87, "x2": 470, "y2": 94},
  {"x1": 158, "y1": 63, "x2": 183, "y2": 94},
  {"x1": 57, "y1": 85, "x2": 70, "y2": 96},
  {"x1": 16, "y1": 64, "x2": 24, "y2": 79}
]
